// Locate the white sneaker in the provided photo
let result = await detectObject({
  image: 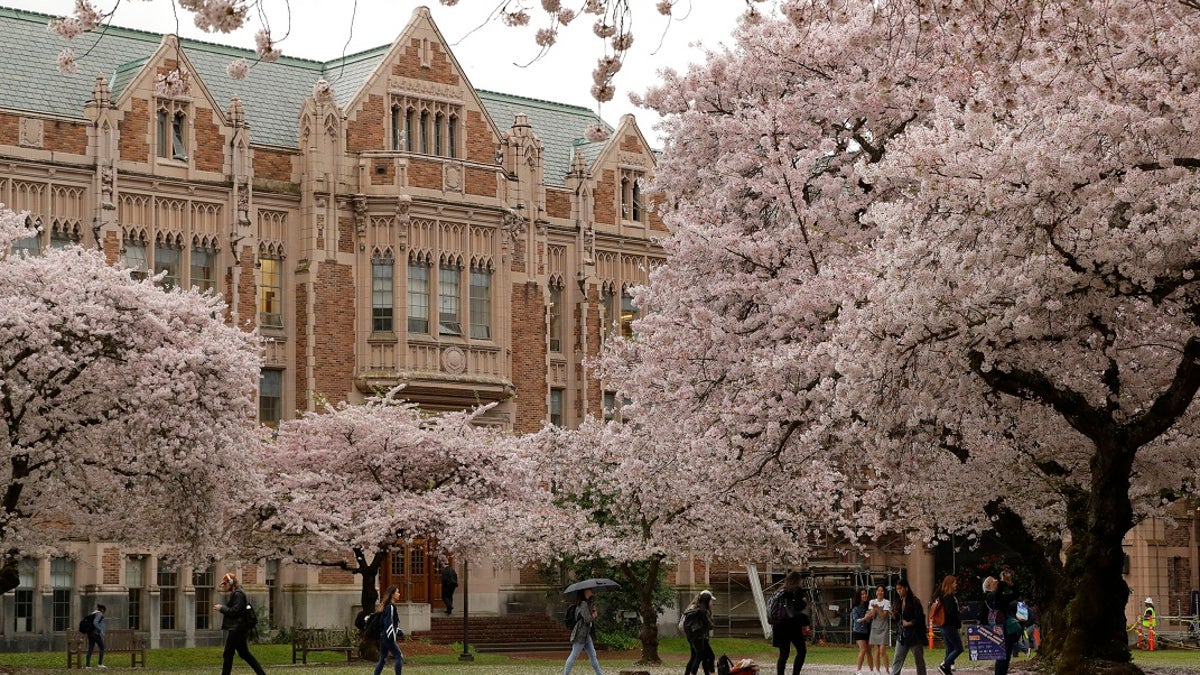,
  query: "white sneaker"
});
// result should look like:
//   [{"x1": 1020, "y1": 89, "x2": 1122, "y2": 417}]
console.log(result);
[{"x1": 98, "y1": 666, "x2": 108, "y2": 670}]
